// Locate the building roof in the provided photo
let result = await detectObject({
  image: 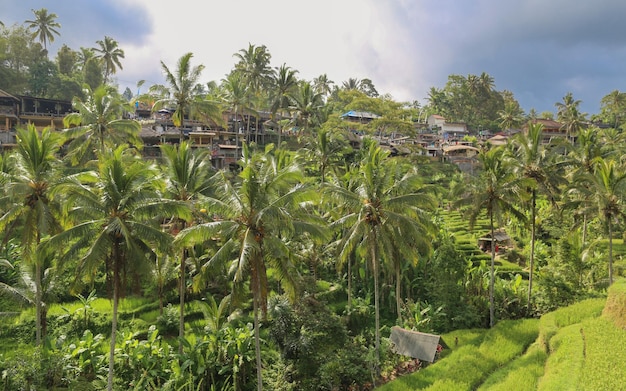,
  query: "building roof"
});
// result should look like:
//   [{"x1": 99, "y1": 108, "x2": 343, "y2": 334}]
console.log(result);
[
  {"x1": 340, "y1": 110, "x2": 381, "y2": 120},
  {"x1": 0, "y1": 89, "x2": 18, "y2": 100},
  {"x1": 390, "y1": 326, "x2": 445, "y2": 362},
  {"x1": 442, "y1": 145, "x2": 480, "y2": 153}
]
